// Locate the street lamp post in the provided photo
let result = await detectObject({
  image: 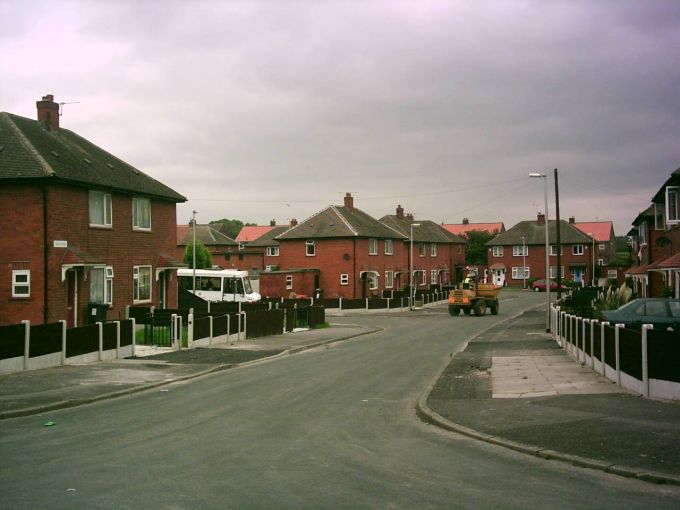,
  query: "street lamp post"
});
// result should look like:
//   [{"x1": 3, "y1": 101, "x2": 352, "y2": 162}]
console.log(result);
[
  {"x1": 530, "y1": 172, "x2": 550, "y2": 332},
  {"x1": 588, "y1": 233, "x2": 595, "y2": 287},
  {"x1": 521, "y1": 235, "x2": 526, "y2": 289},
  {"x1": 192, "y1": 210, "x2": 197, "y2": 294},
  {"x1": 409, "y1": 223, "x2": 421, "y2": 310}
]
